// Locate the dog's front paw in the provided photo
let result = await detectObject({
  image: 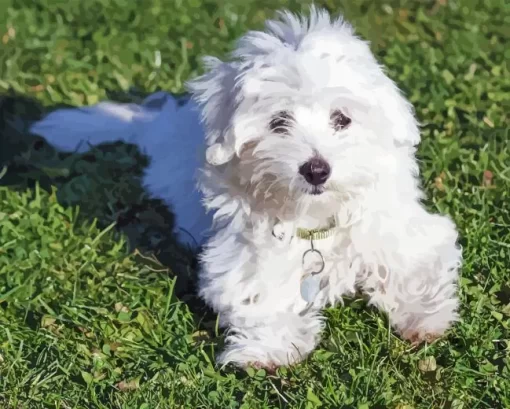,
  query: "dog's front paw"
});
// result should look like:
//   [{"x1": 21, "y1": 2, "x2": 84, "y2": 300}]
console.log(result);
[
  {"x1": 216, "y1": 330, "x2": 310, "y2": 370},
  {"x1": 215, "y1": 311, "x2": 323, "y2": 370},
  {"x1": 401, "y1": 329, "x2": 442, "y2": 346},
  {"x1": 250, "y1": 361, "x2": 280, "y2": 374},
  {"x1": 217, "y1": 344, "x2": 278, "y2": 370},
  {"x1": 395, "y1": 300, "x2": 459, "y2": 347}
]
